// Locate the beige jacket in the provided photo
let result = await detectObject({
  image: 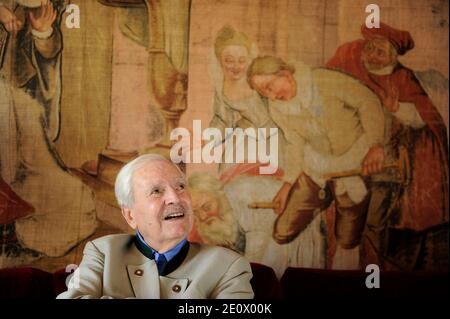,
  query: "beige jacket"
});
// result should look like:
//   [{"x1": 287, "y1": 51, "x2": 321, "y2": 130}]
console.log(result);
[{"x1": 57, "y1": 234, "x2": 254, "y2": 299}]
